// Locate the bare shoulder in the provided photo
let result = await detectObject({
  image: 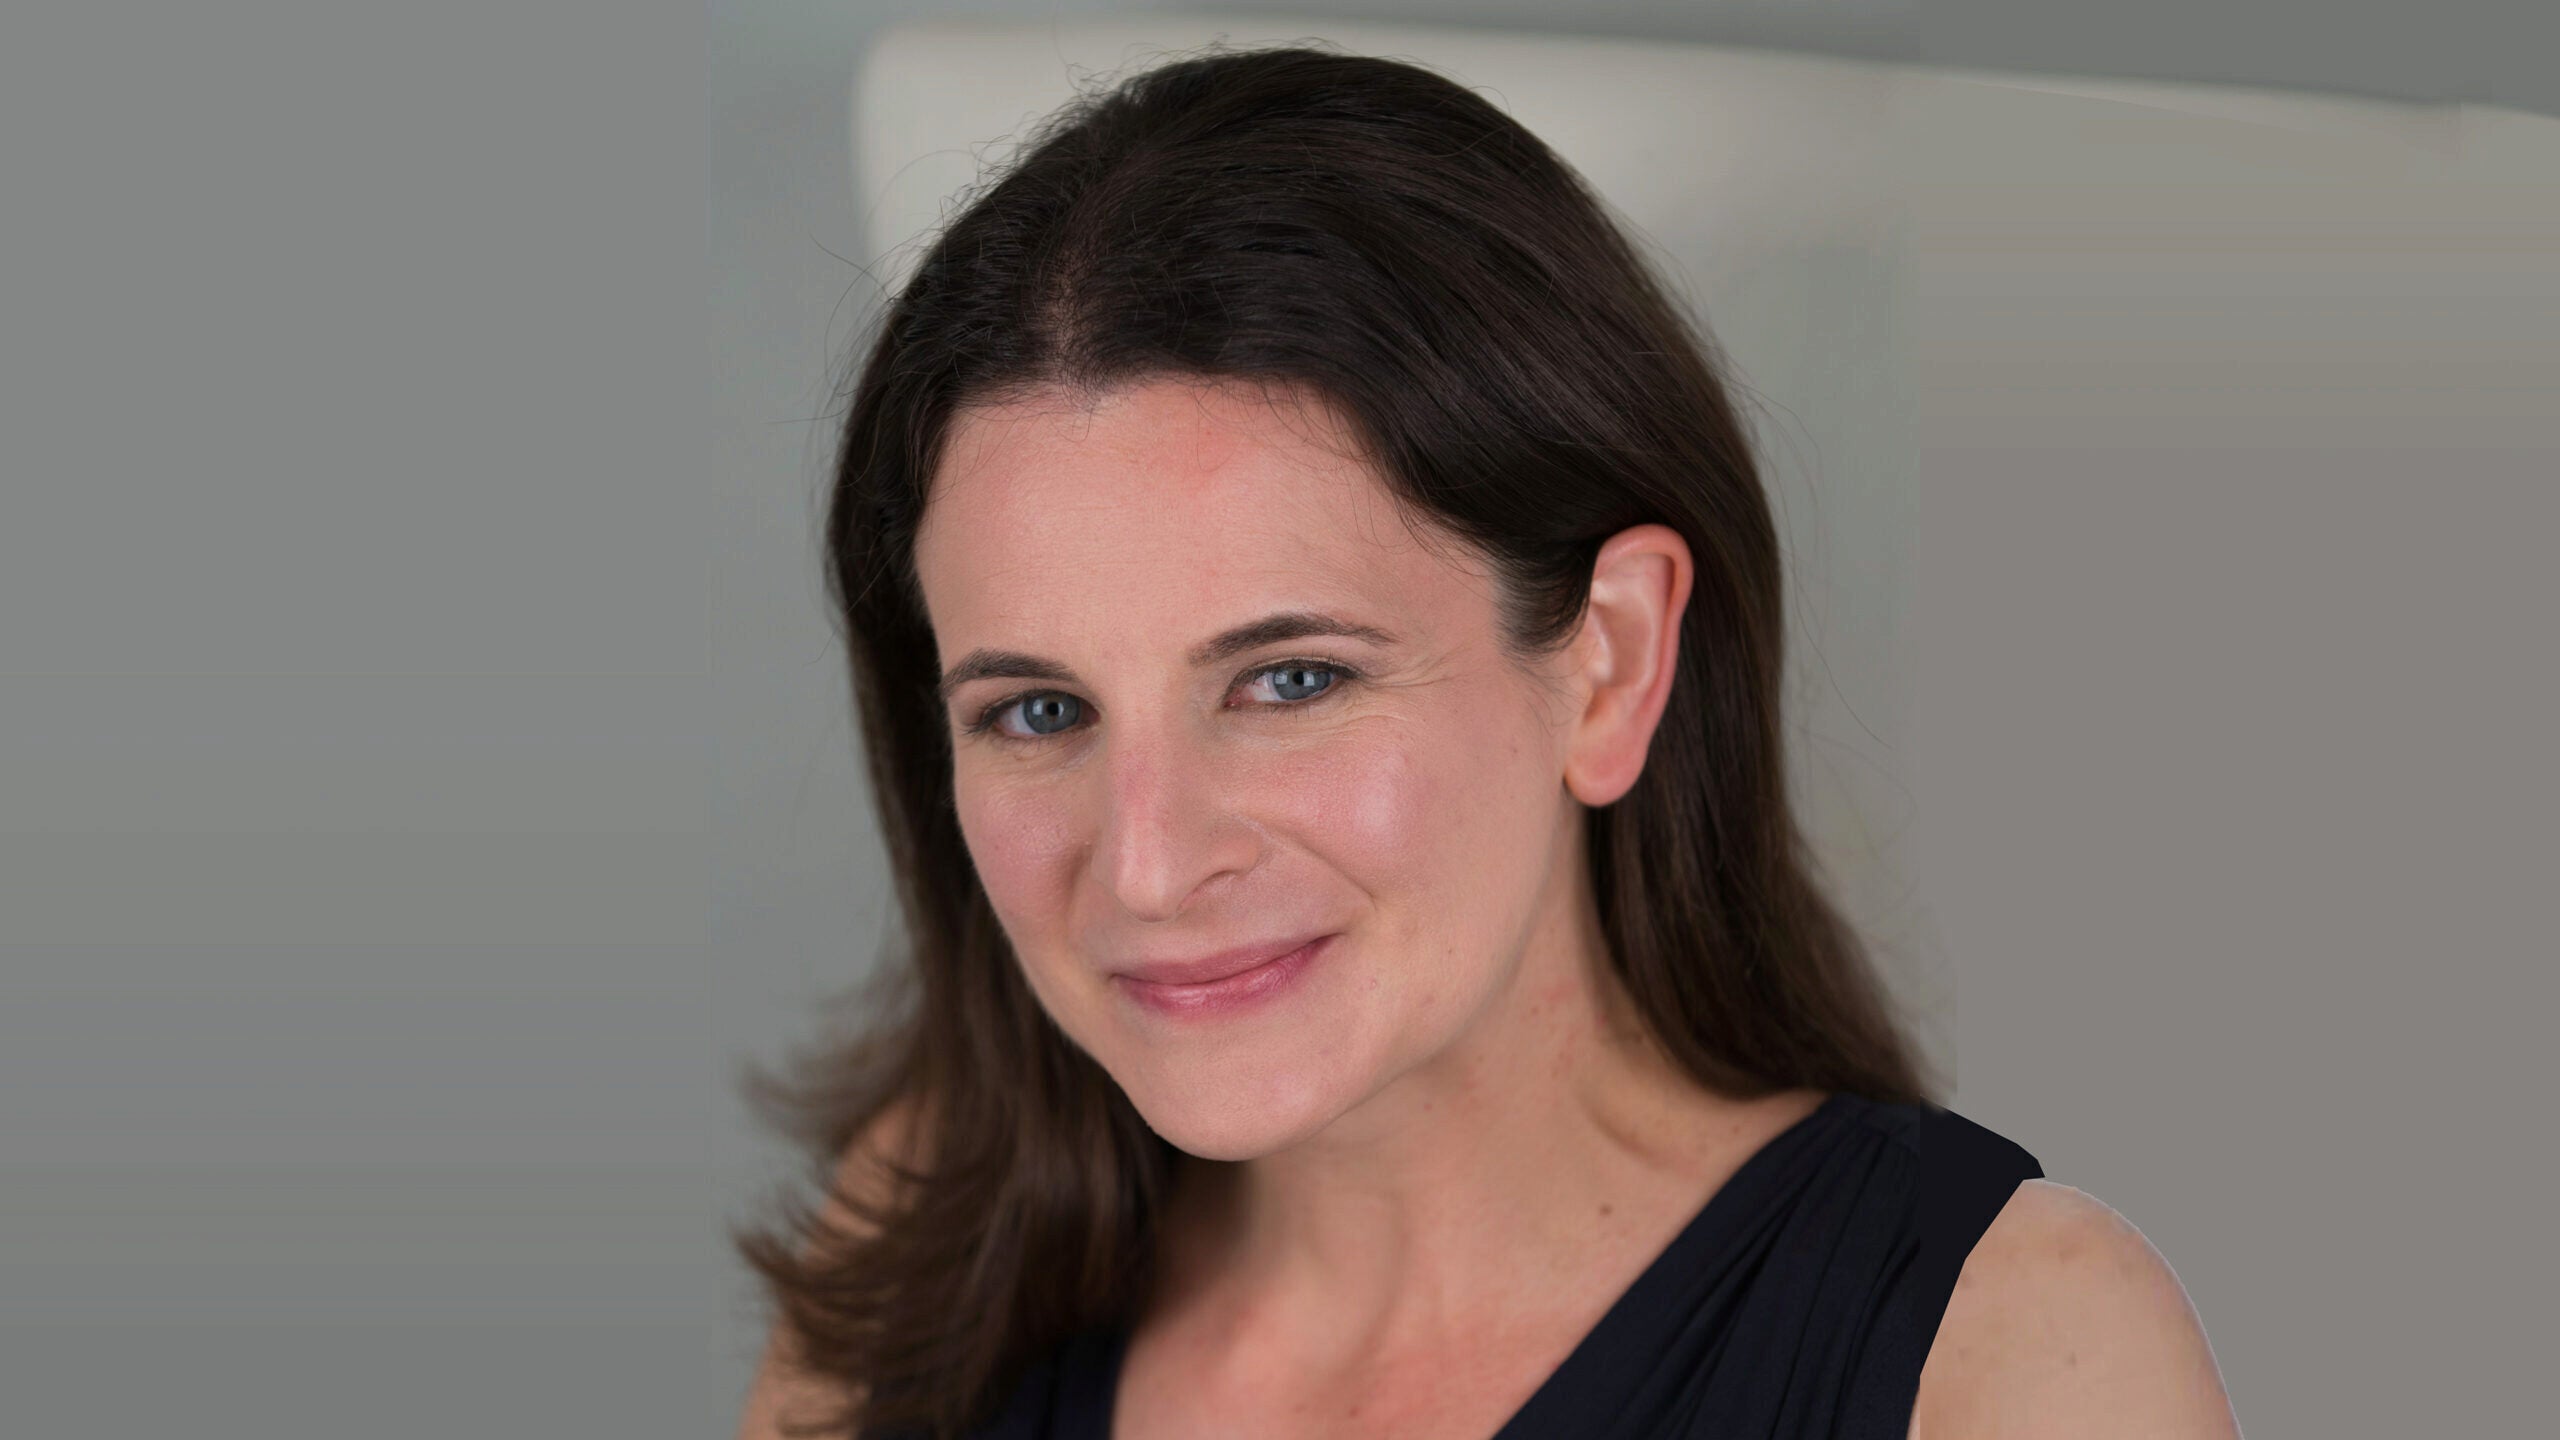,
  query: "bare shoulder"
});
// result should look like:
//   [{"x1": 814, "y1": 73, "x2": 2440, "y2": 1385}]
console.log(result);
[
  {"x1": 1912, "y1": 1178, "x2": 2241, "y2": 1440},
  {"x1": 735, "y1": 1094, "x2": 933, "y2": 1440}
]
